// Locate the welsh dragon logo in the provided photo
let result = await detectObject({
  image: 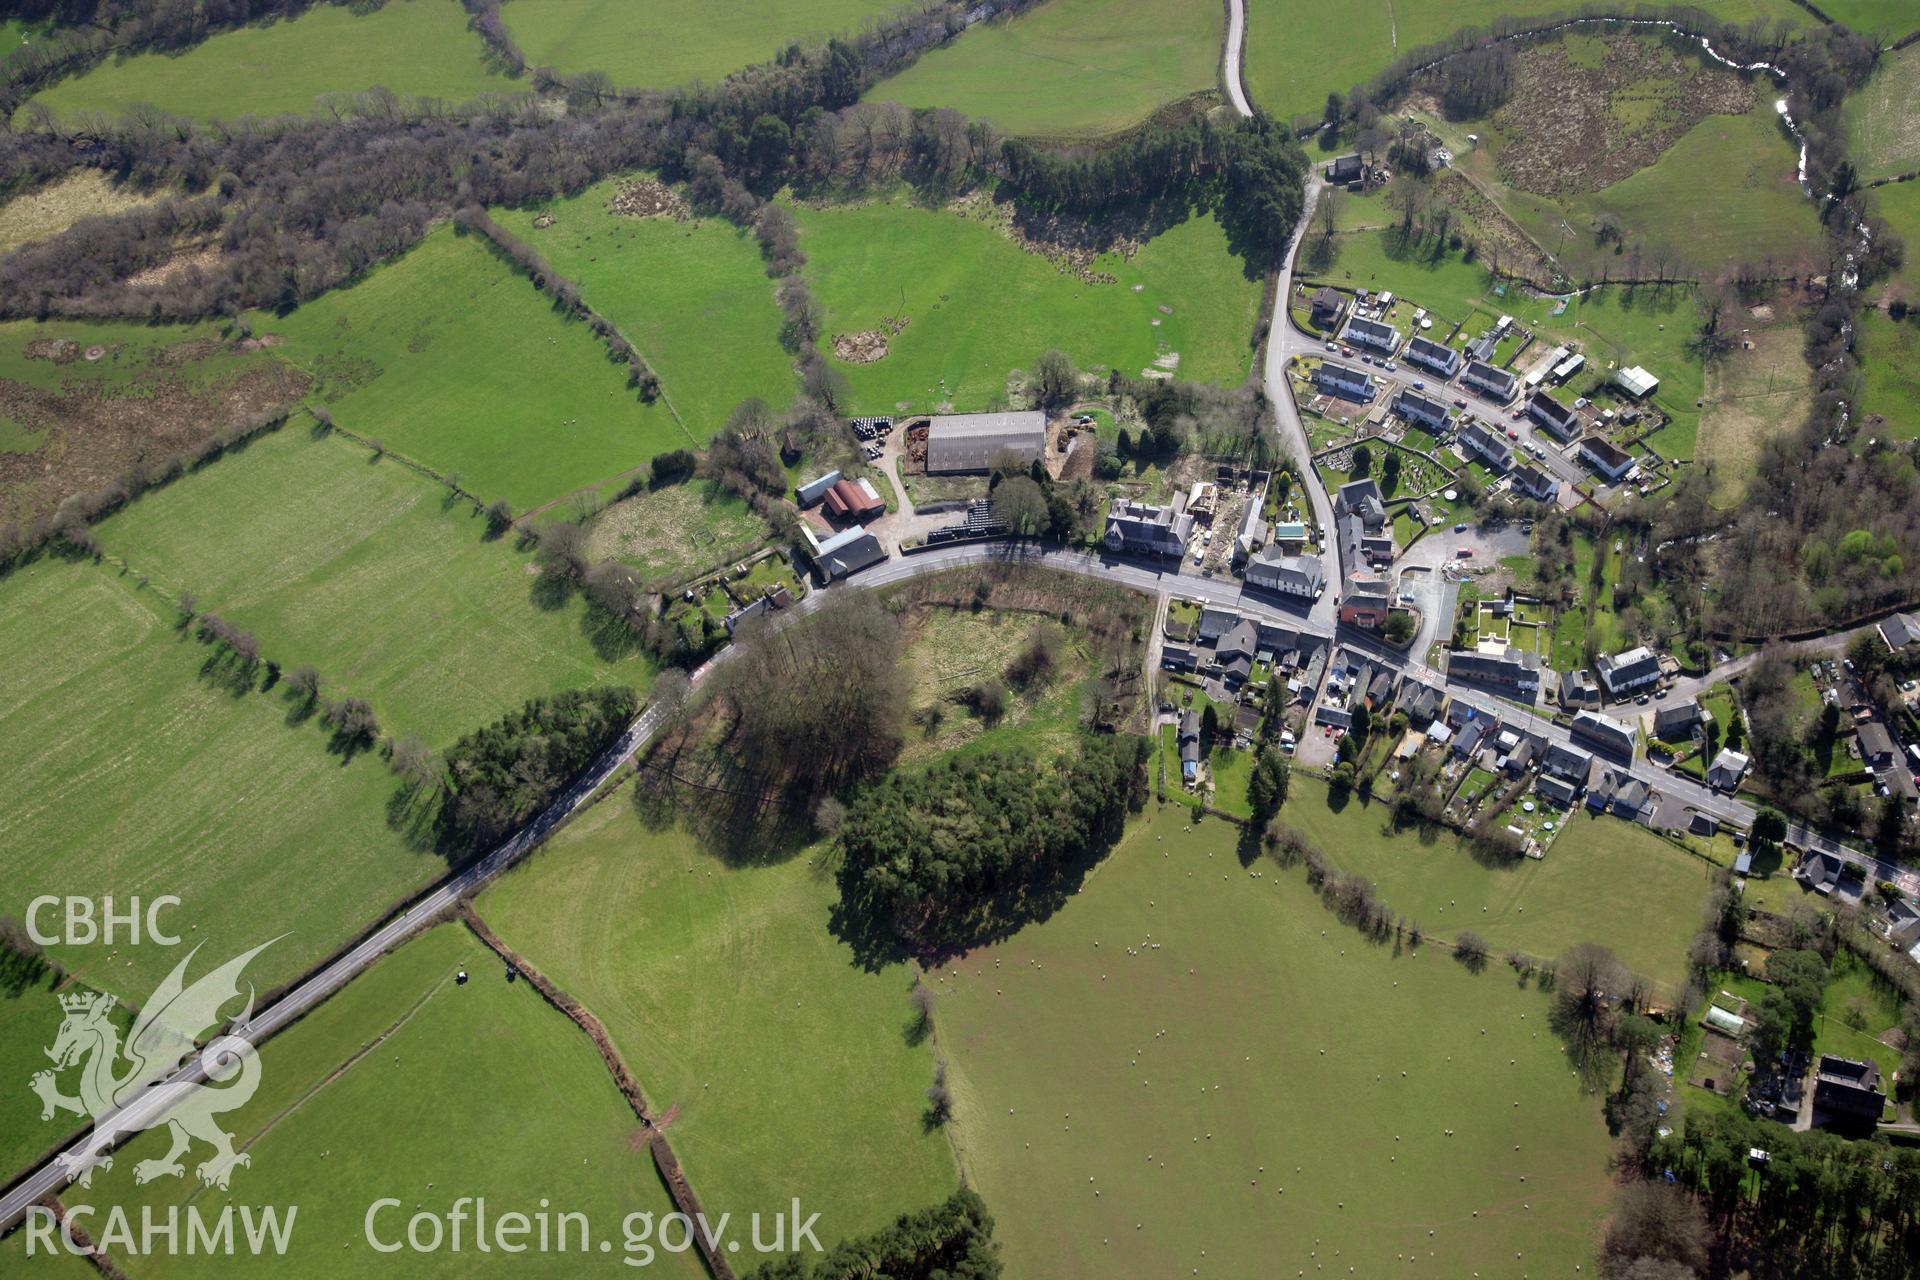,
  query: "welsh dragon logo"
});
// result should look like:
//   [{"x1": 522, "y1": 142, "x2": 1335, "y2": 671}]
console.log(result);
[{"x1": 30, "y1": 940, "x2": 275, "y2": 1190}]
